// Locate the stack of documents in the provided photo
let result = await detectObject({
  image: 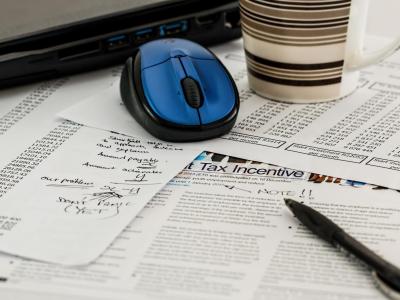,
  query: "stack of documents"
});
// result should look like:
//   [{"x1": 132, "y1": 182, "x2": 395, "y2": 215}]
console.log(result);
[
  {"x1": 60, "y1": 37, "x2": 400, "y2": 190},
  {"x1": 0, "y1": 36, "x2": 400, "y2": 300},
  {"x1": 1, "y1": 154, "x2": 399, "y2": 299},
  {"x1": 0, "y1": 67, "x2": 201, "y2": 265}
]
